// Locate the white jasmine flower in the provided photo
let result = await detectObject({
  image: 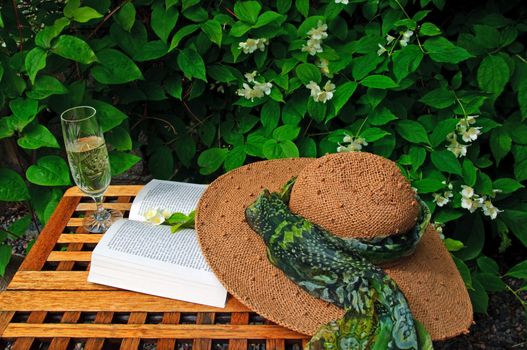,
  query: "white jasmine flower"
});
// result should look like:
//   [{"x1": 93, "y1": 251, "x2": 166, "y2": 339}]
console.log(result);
[
  {"x1": 461, "y1": 127, "x2": 482, "y2": 143},
  {"x1": 316, "y1": 58, "x2": 331, "y2": 77},
  {"x1": 237, "y1": 83, "x2": 256, "y2": 100},
  {"x1": 302, "y1": 21, "x2": 328, "y2": 56},
  {"x1": 337, "y1": 145, "x2": 347, "y2": 152},
  {"x1": 302, "y1": 39, "x2": 323, "y2": 55},
  {"x1": 461, "y1": 196, "x2": 480, "y2": 213},
  {"x1": 460, "y1": 185, "x2": 474, "y2": 198},
  {"x1": 481, "y1": 199, "x2": 502, "y2": 220},
  {"x1": 314, "y1": 80, "x2": 335, "y2": 103},
  {"x1": 307, "y1": 22, "x2": 328, "y2": 40},
  {"x1": 446, "y1": 134, "x2": 468, "y2": 158},
  {"x1": 337, "y1": 135, "x2": 368, "y2": 153},
  {"x1": 433, "y1": 222, "x2": 445, "y2": 239},
  {"x1": 239, "y1": 38, "x2": 268, "y2": 54},
  {"x1": 399, "y1": 30, "x2": 414, "y2": 47},
  {"x1": 433, "y1": 193, "x2": 450, "y2": 207},
  {"x1": 161, "y1": 209, "x2": 172, "y2": 219},
  {"x1": 217, "y1": 85, "x2": 225, "y2": 93},
  {"x1": 245, "y1": 71, "x2": 258, "y2": 83},
  {"x1": 306, "y1": 81, "x2": 321, "y2": 98},
  {"x1": 466, "y1": 115, "x2": 478, "y2": 125},
  {"x1": 144, "y1": 208, "x2": 166, "y2": 225},
  {"x1": 386, "y1": 34, "x2": 396, "y2": 44},
  {"x1": 377, "y1": 43, "x2": 387, "y2": 56},
  {"x1": 253, "y1": 81, "x2": 272, "y2": 96},
  {"x1": 343, "y1": 134, "x2": 352, "y2": 143},
  {"x1": 335, "y1": 0, "x2": 349, "y2": 4}
]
